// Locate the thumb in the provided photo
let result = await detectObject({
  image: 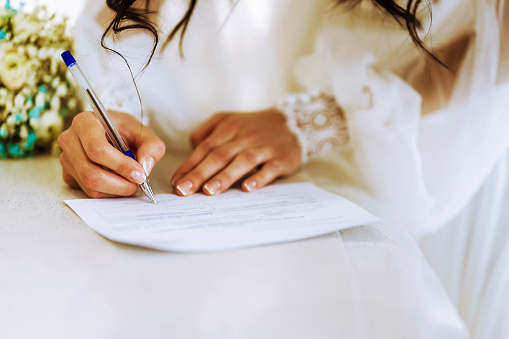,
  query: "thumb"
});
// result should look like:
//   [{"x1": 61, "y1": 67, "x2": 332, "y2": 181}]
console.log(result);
[
  {"x1": 133, "y1": 126, "x2": 166, "y2": 176},
  {"x1": 110, "y1": 111, "x2": 166, "y2": 175}
]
